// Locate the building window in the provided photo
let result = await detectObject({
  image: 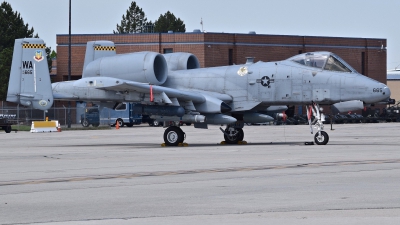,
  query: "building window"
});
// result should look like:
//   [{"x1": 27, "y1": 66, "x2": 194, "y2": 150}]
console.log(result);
[
  {"x1": 163, "y1": 48, "x2": 173, "y2": 54},
  {"x1": 229, "y1": 49, "x2": 233, "y2": 65}
]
